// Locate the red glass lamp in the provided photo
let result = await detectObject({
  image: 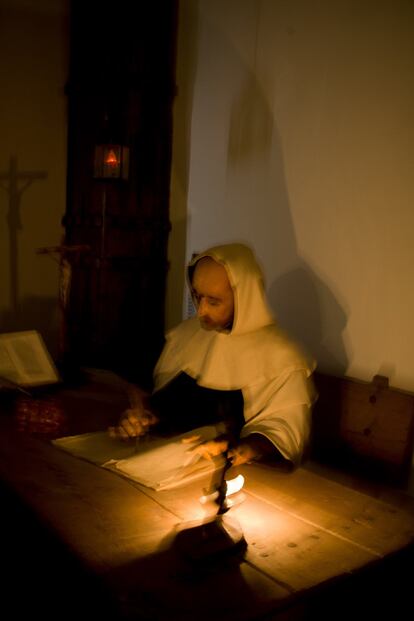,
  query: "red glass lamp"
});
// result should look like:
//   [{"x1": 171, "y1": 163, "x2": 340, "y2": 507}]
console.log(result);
[{"x1": 93, "y1": 144, "x2": 129, "y2": 180}]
